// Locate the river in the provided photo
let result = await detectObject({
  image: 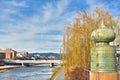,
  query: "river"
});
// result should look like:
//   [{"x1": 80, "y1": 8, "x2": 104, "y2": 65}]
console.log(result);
[{"x1": 0, "y1": 64, "x2": 53, "y2": 80}]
